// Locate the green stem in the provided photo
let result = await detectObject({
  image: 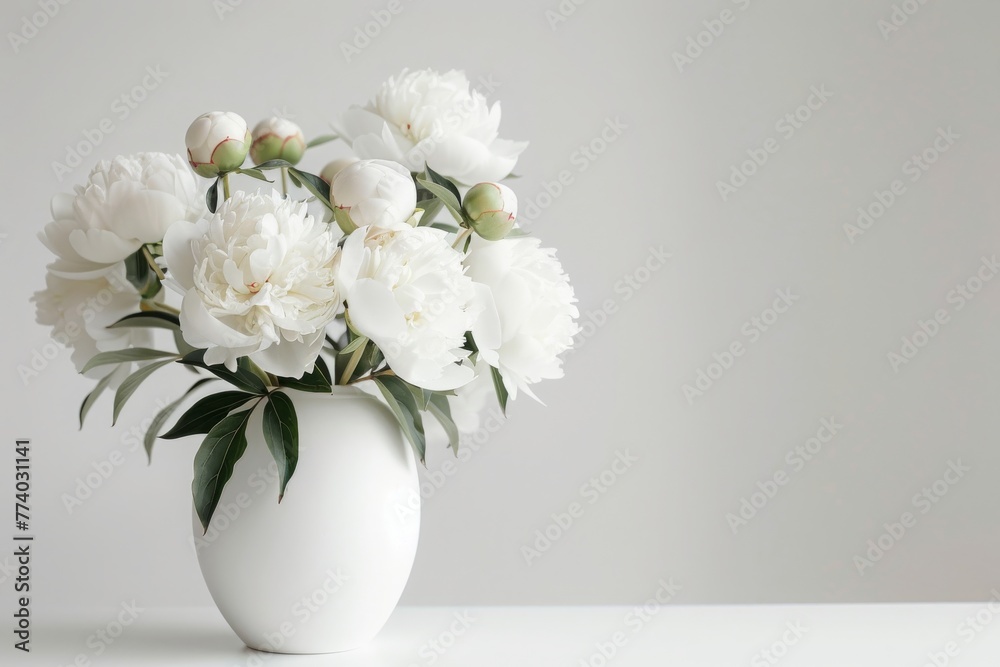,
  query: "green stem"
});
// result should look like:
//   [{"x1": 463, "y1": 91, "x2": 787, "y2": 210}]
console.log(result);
[
  {"x1": 281, "y1": 167, "x2": 289, "y2": 197},
  {"x1": 451, "y1": 228, "x2": 472, "y2": 250},
  {"x1": 142, "y1": 245, "x2": 166, "y2": 280},
  {"x1": 222, "y1": 172, "x2": 231, "y2": 200}
]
